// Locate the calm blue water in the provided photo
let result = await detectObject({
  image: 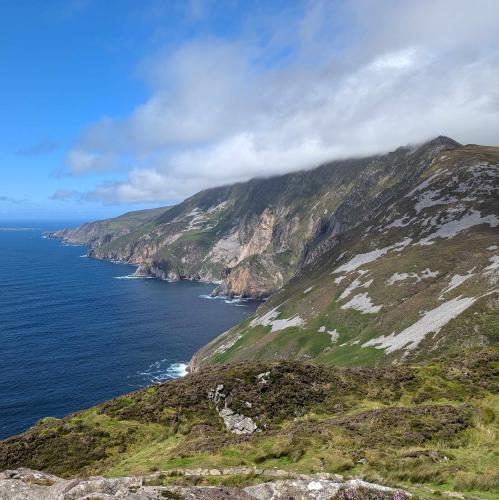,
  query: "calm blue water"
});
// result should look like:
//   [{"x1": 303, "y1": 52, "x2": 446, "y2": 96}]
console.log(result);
[{"x1": 0, "y1": 221, "x2": 258, "y2": 439}]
